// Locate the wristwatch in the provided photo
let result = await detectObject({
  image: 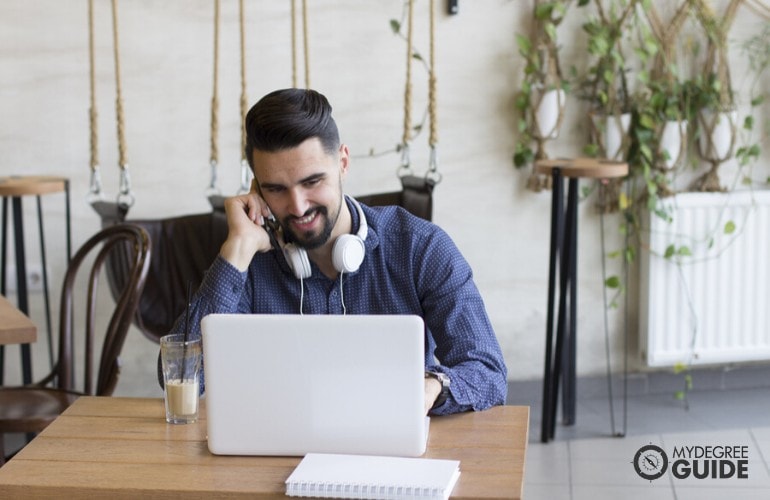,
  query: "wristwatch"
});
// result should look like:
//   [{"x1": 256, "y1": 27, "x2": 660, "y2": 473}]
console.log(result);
[{"x1": 425, "y1": 371, "x2": 451, "y2": 409}]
